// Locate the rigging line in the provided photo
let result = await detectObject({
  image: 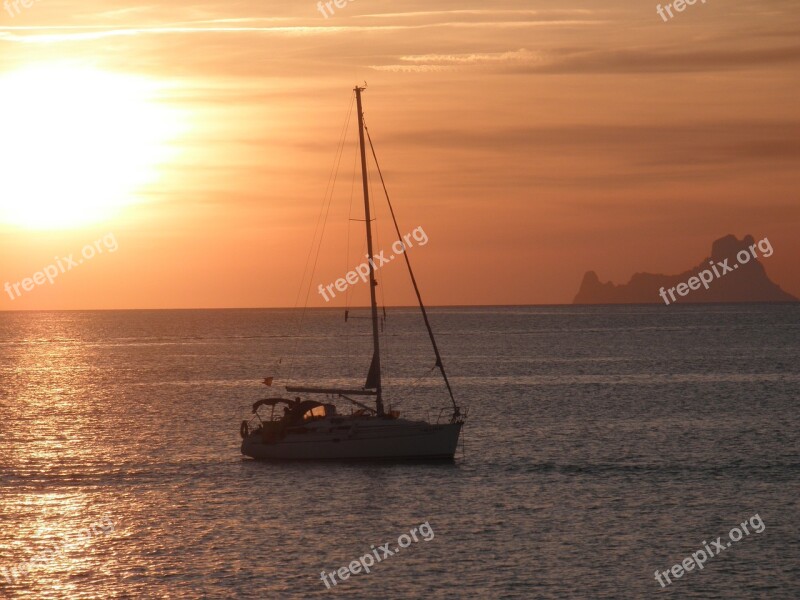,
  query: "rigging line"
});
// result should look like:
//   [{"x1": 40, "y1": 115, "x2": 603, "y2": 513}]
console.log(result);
[
  {"x1": 364, "y1": 123, "x2": 459, "y2": 412},
  {"x1": 344, "y1": 132, "x2": 359, "y2": 312},
  {"x1": 373, "y1": 163, "x2": 390, "y2": 366},
  {"x1": 374, "y1": 170, "x2": 388, "y2": 321},
  {"x1": 344, "y1": 132, "x2": 360, "y2": 364},
  {"x1": 366, "y1": 149, "x2": 390, "y2": 377},
  {"x1": 288, "y1": 94, "x2": 355, "y2": 381},
  {"x1": 301, "y1": 107, "x2": 354, "y2": 314},
  {"x1": 291, "y1": 93, "x2": 353, "y2": 317},
  {"x1": 363, "y1": 118, "x2": 390, "y2": 382},
  {"x1": 365, "y1": 151, "x2": 388, "y2": 318},
  {"x1": 391, "y1": 364, "x2": 438, "y2": 410},
  {"x1": 288, "y1": 94, "x2": 353, "y2": 319}
]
